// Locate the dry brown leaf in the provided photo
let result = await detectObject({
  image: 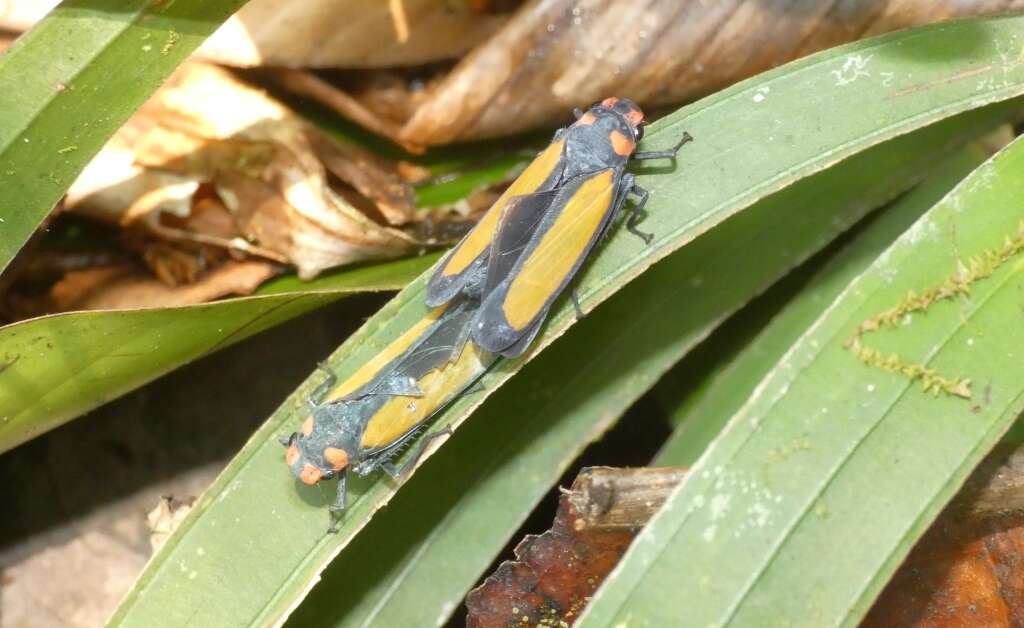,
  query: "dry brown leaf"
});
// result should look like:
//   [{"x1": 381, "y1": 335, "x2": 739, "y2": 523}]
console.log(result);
[
  {"x1": 49, "y1": 259, "x2": 278, "y2": 311},
  {"x1": 864, "y1": 444, "x2": 1024, "y2": 627},
  {"x1": 278, "y1": 0, "x2": 1024, "y2": 146},
  {"x1": 465, "y1": 467, "x2": 675, "y2": 627},
  {"x1": 0, "y1": 0, "x2": 511, "y2": 68},
  {"x1": 468, "y1": 452, "x2": 1024, "y2": 627},
  {"x1": 146, "y1": 497, "x2": 195, "y2": 552},
  {"x1": 398, "y1": 0, "x2": 1024, "y2": 144},
  {"x1": 67, "y1": 62, "x2": 421, "y2": 279}
]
